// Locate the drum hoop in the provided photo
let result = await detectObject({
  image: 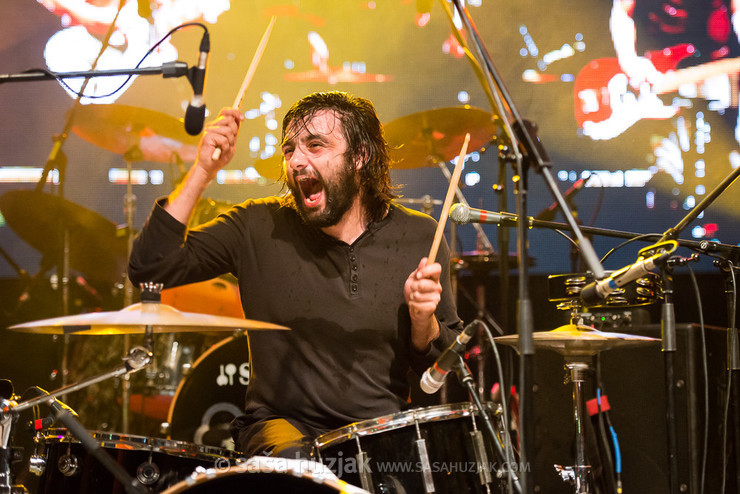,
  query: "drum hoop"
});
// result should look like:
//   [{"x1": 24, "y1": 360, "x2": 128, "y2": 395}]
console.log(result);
[
  {"x1": 313, "y1": 402, "x2": 477, "y2": 449},
  {"x1": 38, "y1": 429, "x2": 236, "y2": 459},
  {"x1": 160, "y1": 458, "x2": 367, "y2": 494}
]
